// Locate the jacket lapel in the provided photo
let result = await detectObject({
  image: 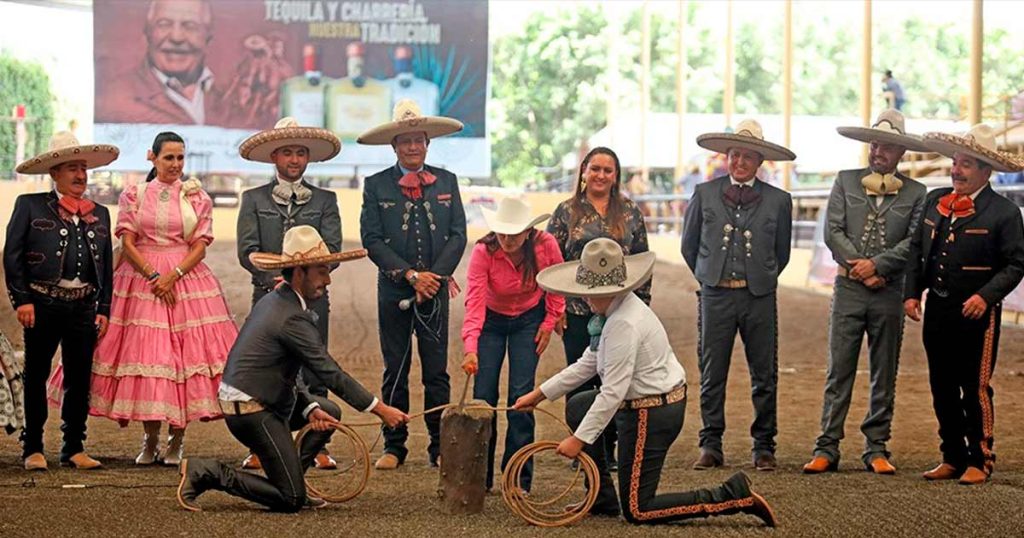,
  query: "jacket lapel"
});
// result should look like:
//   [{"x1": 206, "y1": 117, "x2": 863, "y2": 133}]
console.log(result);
[{"x1": 950, "y1": 185, "x2": 993, "y2": 231}]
